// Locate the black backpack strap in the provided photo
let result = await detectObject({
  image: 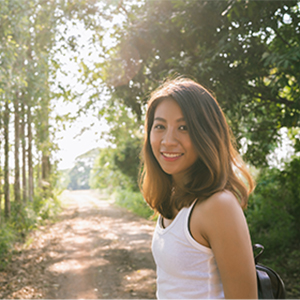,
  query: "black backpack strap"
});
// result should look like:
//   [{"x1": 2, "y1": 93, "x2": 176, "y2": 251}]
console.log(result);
[{"x1": 256, "y1": 268, "x2": 274, "y2": 299}]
